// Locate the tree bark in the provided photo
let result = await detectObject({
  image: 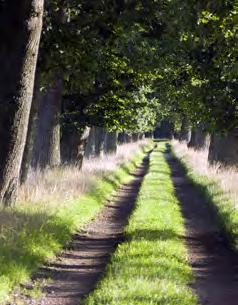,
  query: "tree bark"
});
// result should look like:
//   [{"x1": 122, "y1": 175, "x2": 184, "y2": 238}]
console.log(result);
[
  {"x1": 32, "y1": 73, "x2": 62, "y2": 168},
  {"x1": 118, "y1": 132, "x2": 126, "y2": 144},
  {"x1": 85, "y1": 126, "x2": 96, "y2": 158},
  {"x1": 132, "y1": 134, "x2": 140, "y2": 142},
  {"x1": 20, "y1": 72, "x2": 41, "y2": 184},
  {"x1": 179, "y1": 116, "x2": 191, "y2": 142},
  {"x1": 104, "y1": 131, "x2": 118, "y2": 154},
  {"x1": 94, "y1": 127, "x2": 106, "y2": 157},
  {"x1": 125, "y1": 134, "x2": 133, "y2": 143},
  {"x1": 208, "y1": 130, "x2": 238, "y2": 167},
  {"x1": 188, "y1": 127, "x2": 210, "y2": 150},
  {"x1": 76, "y1": 127, "x2": 91, "y2": 169},
  {"x1": 61, "y1": 126, "x2": 90, "y2": 168},
  {"x1": 47, "y1": 74, "x2": 62, "y2": 167},
  {"x1": 0, "y1": 0, "x2": 44, "y2": 204}
]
